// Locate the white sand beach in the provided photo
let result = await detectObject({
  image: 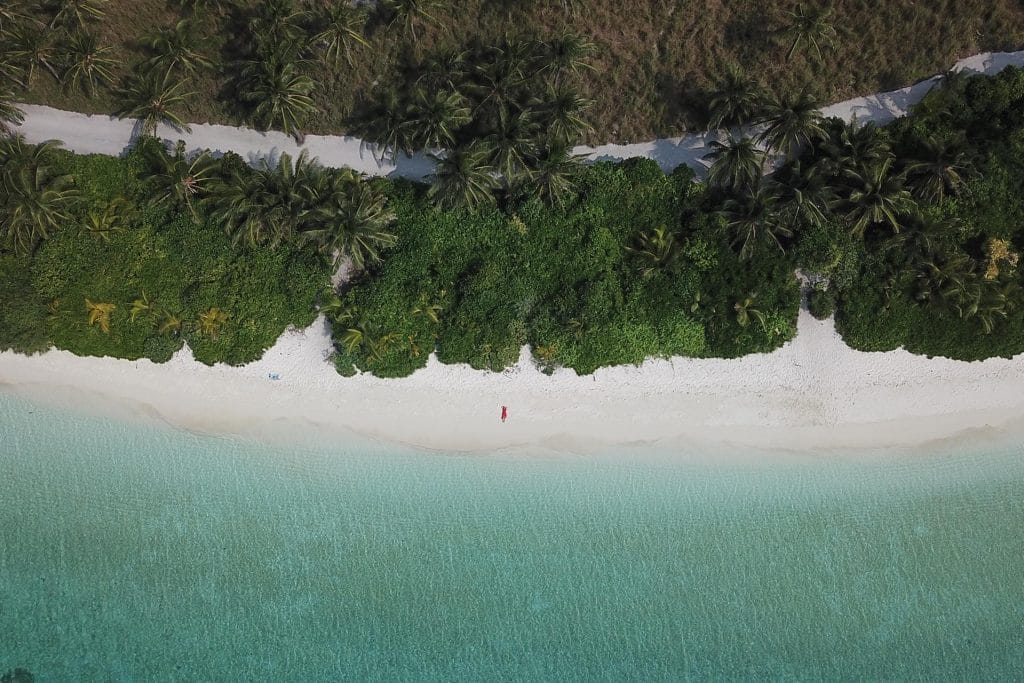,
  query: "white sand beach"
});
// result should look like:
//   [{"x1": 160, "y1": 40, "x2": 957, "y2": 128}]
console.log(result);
[
  {"x1": 5, "y1": 51, "x2": 1024, "y2": 452},
  {"x1": 3, "y1": 310, "x2": 1024, "y2": 453}
]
